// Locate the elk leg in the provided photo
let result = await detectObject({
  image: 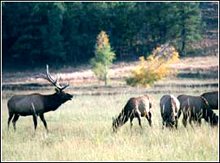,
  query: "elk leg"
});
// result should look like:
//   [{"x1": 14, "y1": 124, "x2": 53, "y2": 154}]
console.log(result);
[
  {"x1": 146, "y1": 112, "x2": 152, "y2": 127},
  {"x1": 165, "y1": 120, "x2": 169, "y2": 128},
  {"x1": 189, "y1": 117, "x2": 194, "y2": 128},
  {"x1": 137, "y1": 116, "x2": 143, "y2": 129},
  {"x1": 164, "y1": 116, "x2": 170, "y2": 128},
  {"x1": 8, "y1": 113, "x2": 14, "y2": 130},
  {"x1": 175, "y1": 116, "x2": 178, "y2": 129},
  {"x1": 175, "y1": 120, "x2": 178, "y2": 129},
  {"x1": 198, "y1": 118, "x2": 202, "y2": 127},
  {"x1": 39, "y1": 114, "x2": 48, "y2": 132},
  {"x1": 130, "y1": 116, "x2": 134, "y2": 130},
  {"x1": 33, "y1": 115, "x2": 38, "y2": 131},
  {"x1": 12, "y1": 114, "x2": 19, "y2": 131},
  {"x1": 182, "y1": 113, "x2": 188, "y2": 127},
  {"x1": 162, "y1": 115, "x2": 166, "y2": 129}
]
